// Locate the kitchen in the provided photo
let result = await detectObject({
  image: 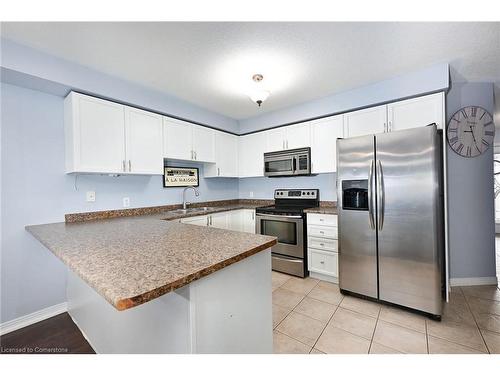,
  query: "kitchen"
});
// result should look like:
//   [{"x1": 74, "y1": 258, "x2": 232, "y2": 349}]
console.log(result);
[{"x1": 1, "y1": 13, "x2": 500, "y2": 372}]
